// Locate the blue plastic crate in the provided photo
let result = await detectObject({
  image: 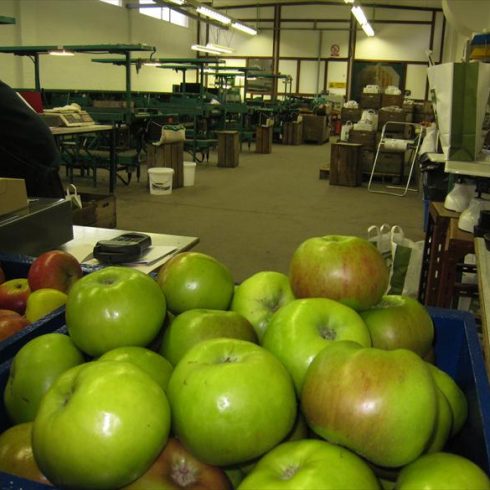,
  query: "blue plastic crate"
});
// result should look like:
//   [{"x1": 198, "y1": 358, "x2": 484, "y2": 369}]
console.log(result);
[
  {"x1": 0, "y1": 253, "x2": 97, "y2": 362},
  {"x1": 0, "y1": 308, "x2": 489, "y2": 489}
]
